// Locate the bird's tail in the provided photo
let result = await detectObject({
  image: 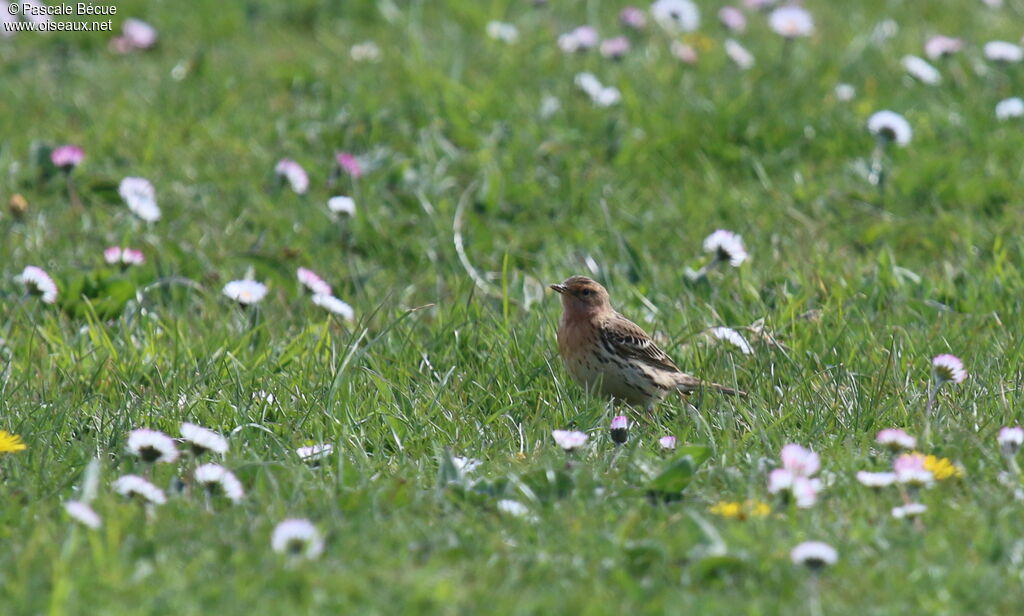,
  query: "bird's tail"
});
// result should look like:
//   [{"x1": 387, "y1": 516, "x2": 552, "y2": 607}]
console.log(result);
[{"x1": 675, "y1": 375, "x2": 747, "y2": 397}]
